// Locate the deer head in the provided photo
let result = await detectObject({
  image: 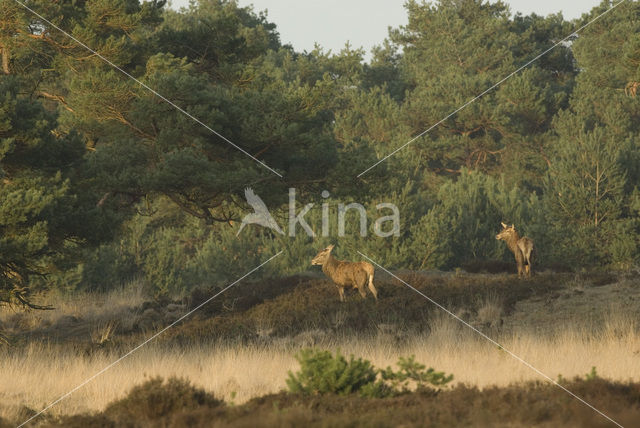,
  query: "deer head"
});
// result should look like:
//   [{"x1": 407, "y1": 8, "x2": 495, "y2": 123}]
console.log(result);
[
  {"x1": 496, "y1": 222, "x2": 516, "y2": 241},
  {"x1": 311, "y1": 244, "x2": 335, "y2": 265}
]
